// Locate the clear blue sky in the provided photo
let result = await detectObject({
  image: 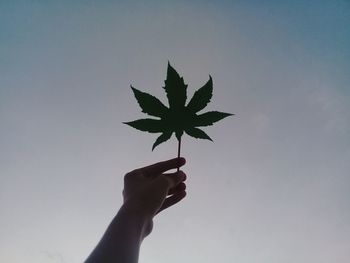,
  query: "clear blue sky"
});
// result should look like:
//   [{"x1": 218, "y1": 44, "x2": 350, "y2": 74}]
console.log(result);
[{"x1": 1, "y1": 1, "x2": 350, "y2": 262}]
